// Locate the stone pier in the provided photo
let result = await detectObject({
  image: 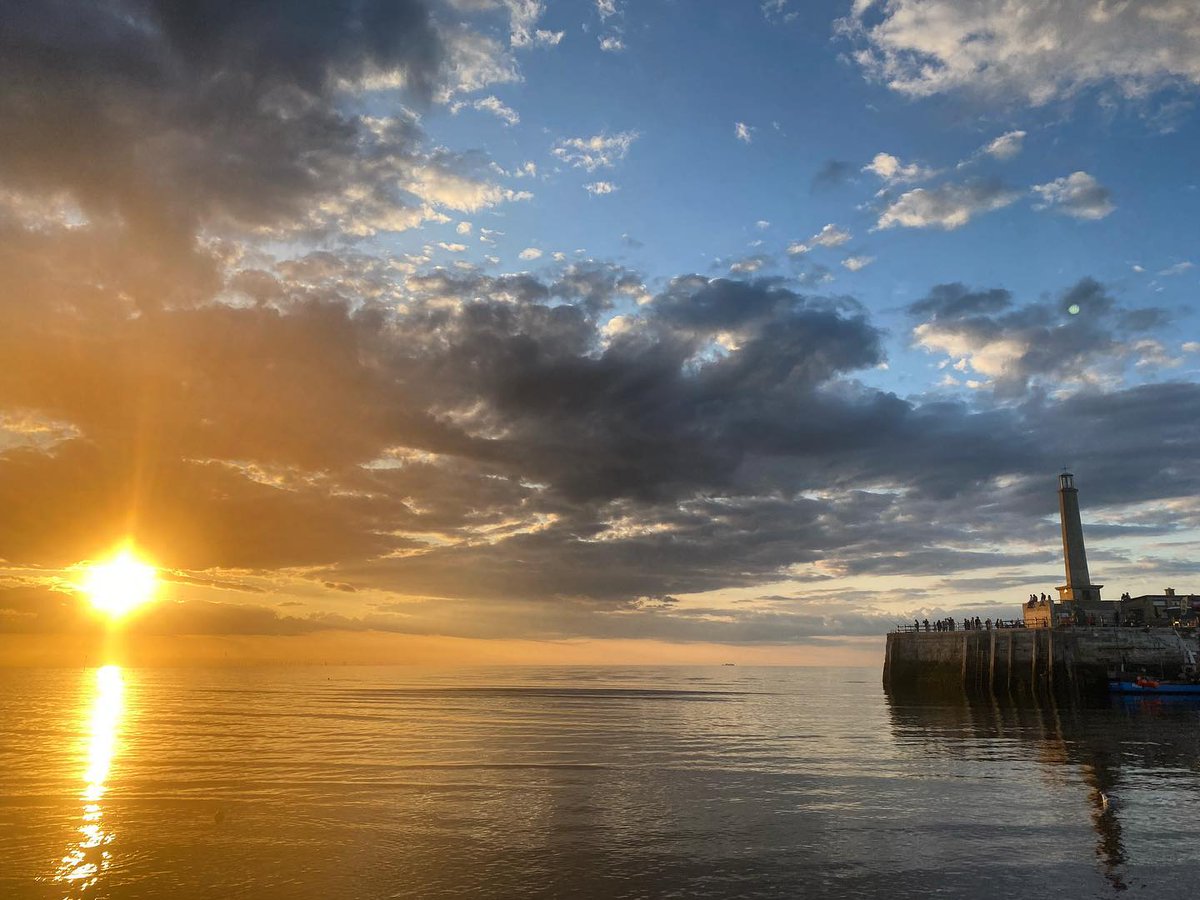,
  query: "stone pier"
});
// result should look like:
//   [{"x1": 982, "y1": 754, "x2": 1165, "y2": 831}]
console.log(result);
[{"x1": 883, "y1": 627, "x2": 1198, "y2": 698}]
